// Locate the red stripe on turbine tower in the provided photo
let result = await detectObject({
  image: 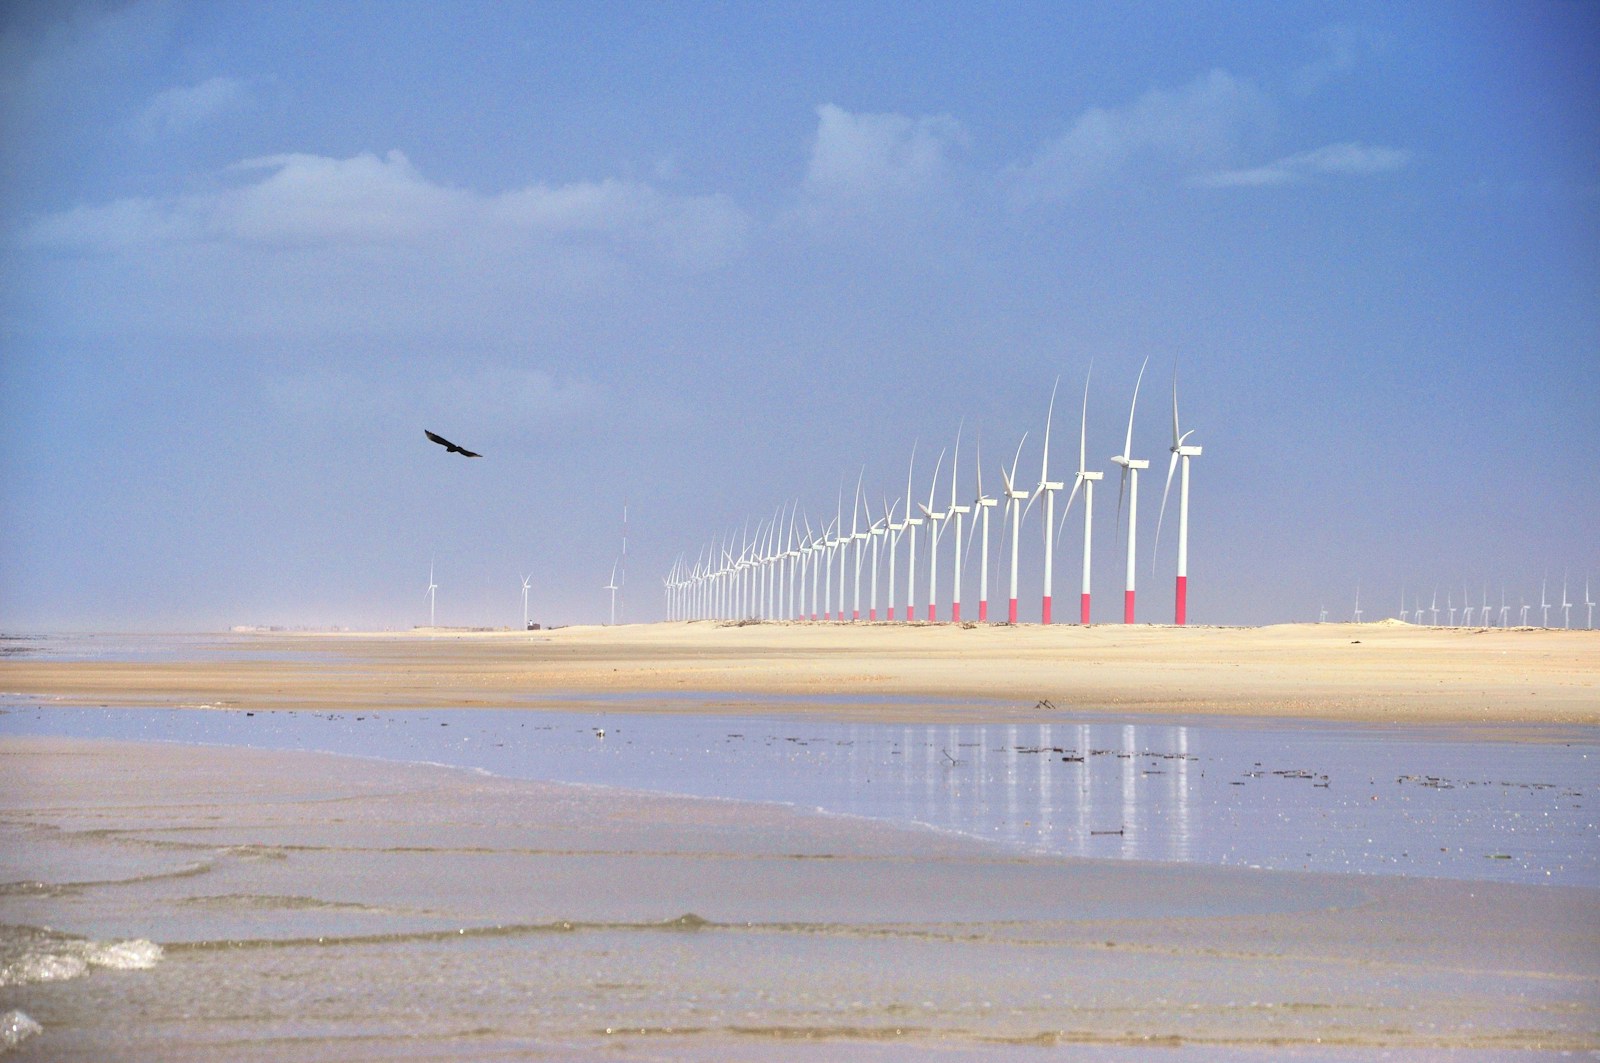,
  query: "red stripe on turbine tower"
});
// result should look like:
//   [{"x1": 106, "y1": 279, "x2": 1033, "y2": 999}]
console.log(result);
[
  {"x1": 1124, "y1": 589, "x2": 1135, "y2": 625},
  {"x1": 1175, "y1": 575, "x2": 1188, "y2": 626},
  {"x1": 1041, "y1": 596, "x2": 1052, "y2": 625},
  {"x1": 1081, "y1": 592, "x2": 1091, "y2": 625}
]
